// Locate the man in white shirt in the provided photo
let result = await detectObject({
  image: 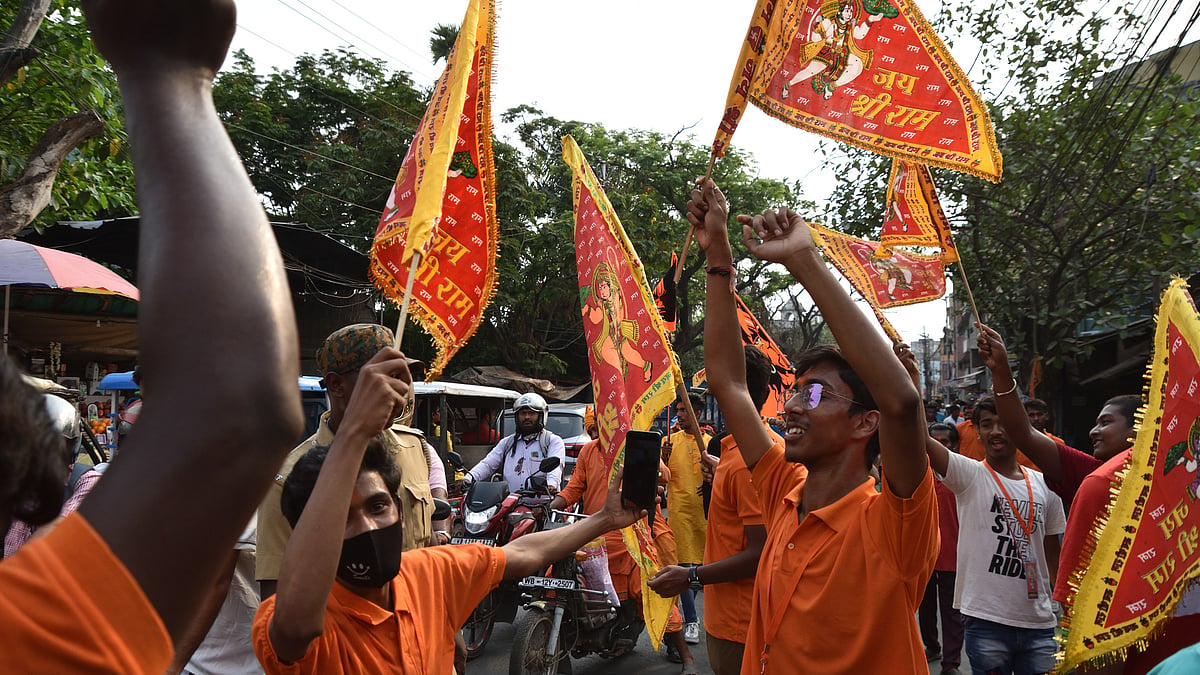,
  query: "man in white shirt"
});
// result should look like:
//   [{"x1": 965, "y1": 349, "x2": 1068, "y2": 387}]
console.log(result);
[{"x1": 466, "y1": 393, "x2": 565, "y2": 492}]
